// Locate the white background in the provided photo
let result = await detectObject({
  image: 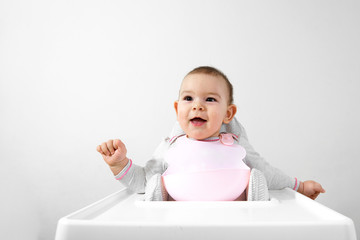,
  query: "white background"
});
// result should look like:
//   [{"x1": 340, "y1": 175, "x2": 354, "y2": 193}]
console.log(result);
[{"x1": 1, "y1": 1, "x2": 359, "y2": 239}]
